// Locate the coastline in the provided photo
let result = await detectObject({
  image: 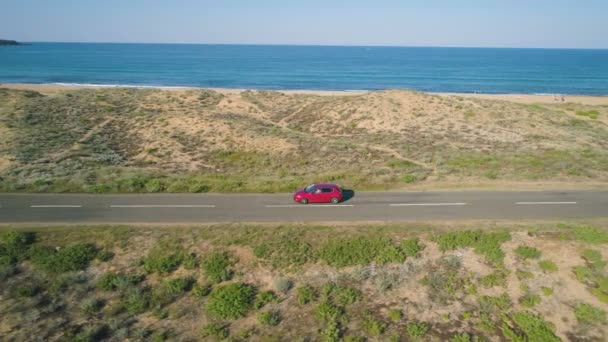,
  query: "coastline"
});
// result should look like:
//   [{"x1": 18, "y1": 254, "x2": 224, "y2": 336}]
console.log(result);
[{"x1": 1, "y1": 82, "x2": 608, "y2": 105}]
